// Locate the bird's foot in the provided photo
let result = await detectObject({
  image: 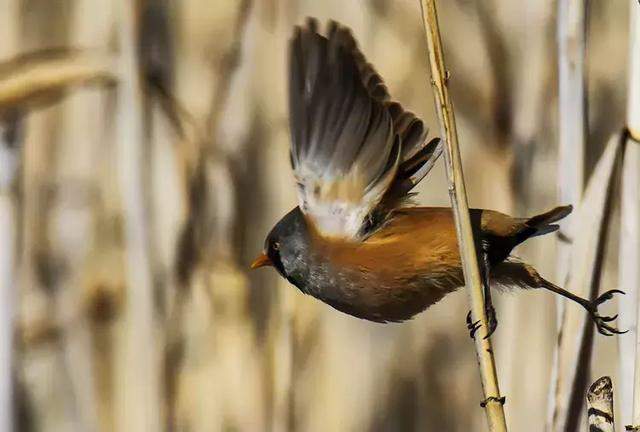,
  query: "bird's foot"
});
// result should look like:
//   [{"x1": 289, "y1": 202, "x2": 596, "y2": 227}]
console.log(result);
[
  {"x1": 586, "y1": 289, "x2": 627, "y2": 336},
  {"x1": 466, "y1": 311, "x2": 481, "y2": 339},
  {"x1": 466, "y1": 304, "x2": 499, "y2": 339},
  {"x1": 483, "y1": 303, "x2": 498, "y2": 340}
]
